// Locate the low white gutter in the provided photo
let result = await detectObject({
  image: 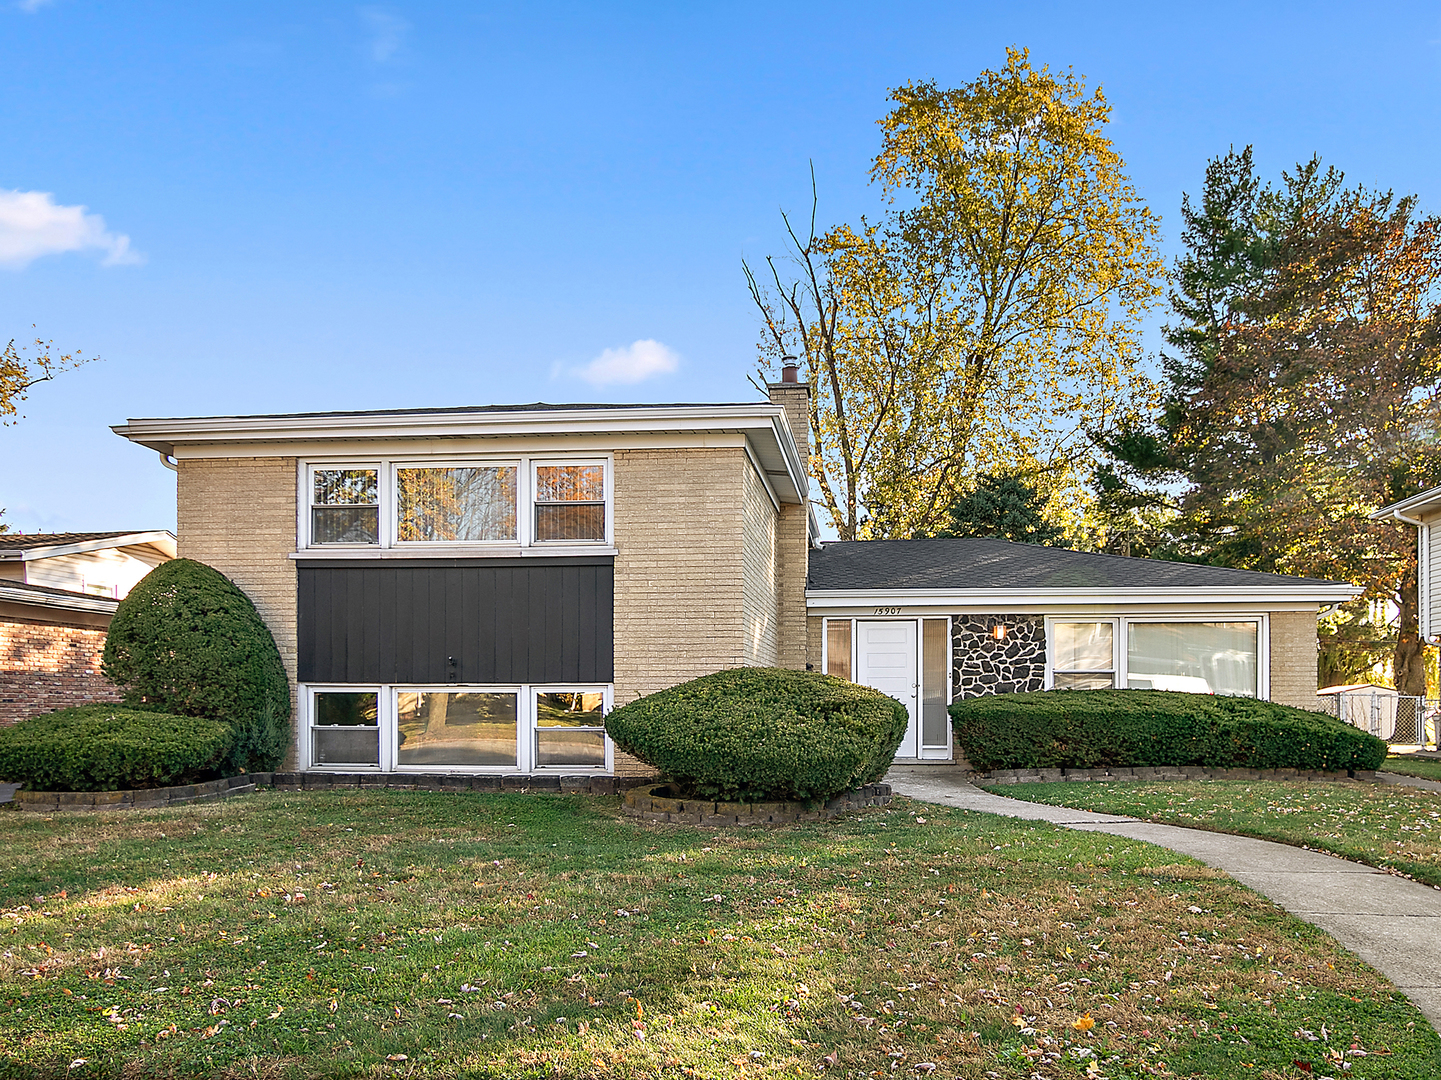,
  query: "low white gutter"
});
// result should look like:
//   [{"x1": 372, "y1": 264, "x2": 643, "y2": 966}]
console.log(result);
[
  {"x1": 806, "y1": 584, "x2": 1362, "y2": 608},
  {"x1": 0, "y1": 583, "x2": 119, "y2": 615}
]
